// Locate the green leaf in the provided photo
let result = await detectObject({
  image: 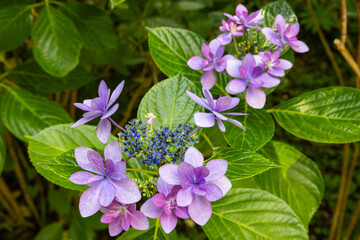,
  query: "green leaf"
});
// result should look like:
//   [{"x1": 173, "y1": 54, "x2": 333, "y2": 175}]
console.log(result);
[
  {"x1": 0, "y1": 4, "x2": 32, "y2": 52},
  {"x1": 0, "y1": 87, "x2": 72, "y2": 142},
  {"x1": 48, "y1": 189, "x2": 71, "y2": 215},
  {"x1": 202, "y1": 188, "x2": 308, "y2": 240},
  {"x1": 35, "y1": 222, "x2": 63, "y2": 240},
  {"x1": 138, "y1": 74, "x2": 203, "y2": 130},
  {"x1": 222, "y1": 103, "x2": 274, "y2": 151},
  {"x1": 251, "y1": 141, "x2": 324, "y2": 227},
  {"x1": 9, "y1": 59, "x2": 96, "y2": 95},
  {"x1": 209, "y1": 147, "x2": 279, "y2": 181},
  {"x1": 32, "y1": 4, "x2": 83, "y2": 77},
  {"x1": 28, "y1": 124, "x2": 114, "y2": 190},
  {"x1": 110, "y1": 0, "x2": 126, "y2": 9},
  {"x1": 60, "y1": 2, "x2": 117, "y2": 50},
  {"x1": 271, "y1": 87, "x2": 360, "y2": 143},
  {"x1": 0, "y1": 126, "x2": 5, "y2": 175}
]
